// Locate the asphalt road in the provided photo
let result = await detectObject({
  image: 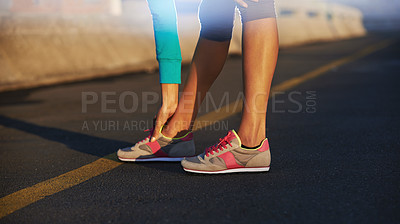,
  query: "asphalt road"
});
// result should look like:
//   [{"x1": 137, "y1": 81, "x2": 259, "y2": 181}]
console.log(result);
[{"x1": 1, "y1": 32, "x2": 400, "y2": 223}]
